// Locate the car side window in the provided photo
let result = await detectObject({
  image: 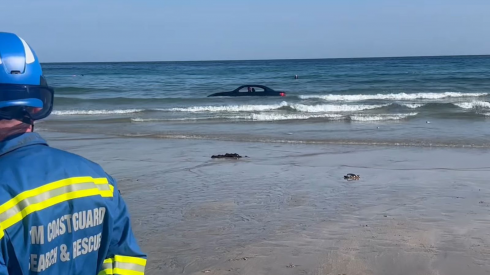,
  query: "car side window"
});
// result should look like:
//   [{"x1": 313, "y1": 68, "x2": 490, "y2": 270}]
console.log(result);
[{"x1": 237, "y1": 87, "x2": 265, "y2": 92}]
